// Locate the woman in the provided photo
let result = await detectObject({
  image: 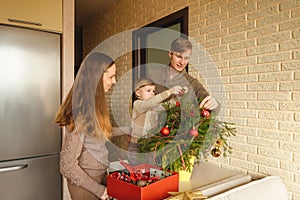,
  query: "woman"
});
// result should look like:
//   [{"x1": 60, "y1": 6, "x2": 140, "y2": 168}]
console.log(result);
[{"x1": 55, "y1": 52, "x2": 116, "y2": 200}]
